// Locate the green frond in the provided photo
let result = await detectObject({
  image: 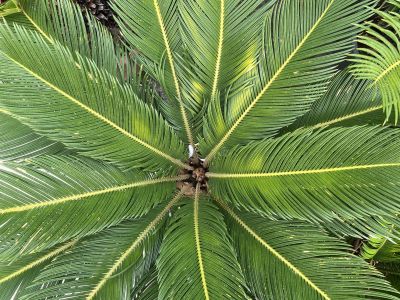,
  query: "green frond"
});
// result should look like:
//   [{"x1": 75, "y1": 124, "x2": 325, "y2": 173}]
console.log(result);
[
  {"x1": 375, "y1": 263, "x2": 400, "y2": 292},
  {"x1": 219, "y1": 202, "x2": 399, "y2": 299},
  {"x1": 360, "y1": 225, "x2": 400, "y2": 292},
  {"x1": 2, "y1": 0, "x2": 138, "y2": 84},
  {"x1": 0, "y1": 0, "x2": 20, "y2": 17},
  {"x1": 351, "y1": 0, "x2": 400, "y2": 123},
  {"x1": 208, "y1": 126, "x2": 400, "y2": 223},
  {"x1": 17, "y1": 198, "x2": 177, "y2": 300},
  {"x1": 288, "y1": 69, "x2": 386, "y2": 131},
  {"x1": 362, "y1": 224, "x2": 400, "y2": 261},
  {"x1": 112, "y1": 0, "x2": 180, "y2": 74},
  {"x1": 0, "y1": 112, "x2": 65, "y2": 162},
  {"x1": 131, "y1": 266, "x2": 159, "y2": 300},
  {"x1": 157, "y1": 193, "x2": 247, "y2": 299},
  {"x1": 178, "y1": 0, "x2": 275, "y2": 121},
  {"x1": 0, "y1": 23, "x2": 188, "y2": 171},
  {"x1": 0, "y1": 240, "x2": 77, "y2": 299},
  {"x1": 201, "y1": 0, "x2": 376, "y2": 162},
  {"x1": 321, "y1": 215, "x2": 399, "y2": 240},
  {"x1": 1, "y1": 0, "x2": 399, "y2": 297},
  {"x1": 112, "y1": 0, "x2": 194, "y2": 145},
  {"x1": 0, "y1": 155, "x2": 180, "y2": 259}
]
